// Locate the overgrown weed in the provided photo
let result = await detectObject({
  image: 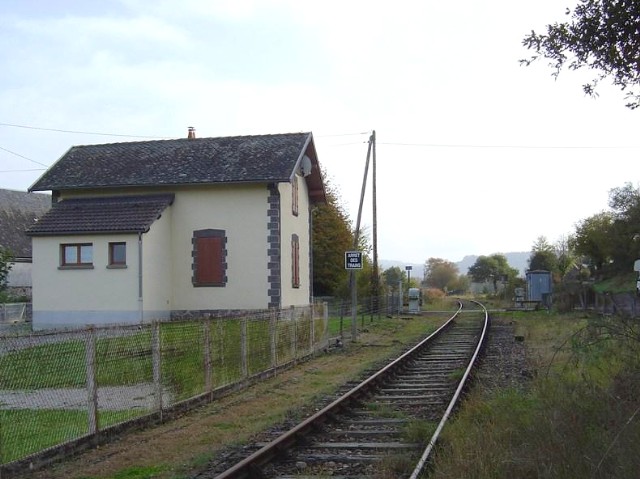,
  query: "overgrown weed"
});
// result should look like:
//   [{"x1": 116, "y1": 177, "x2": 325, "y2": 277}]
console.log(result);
[{"x1": 432, "y1": 310, "x2": 640, "y2": 478}]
